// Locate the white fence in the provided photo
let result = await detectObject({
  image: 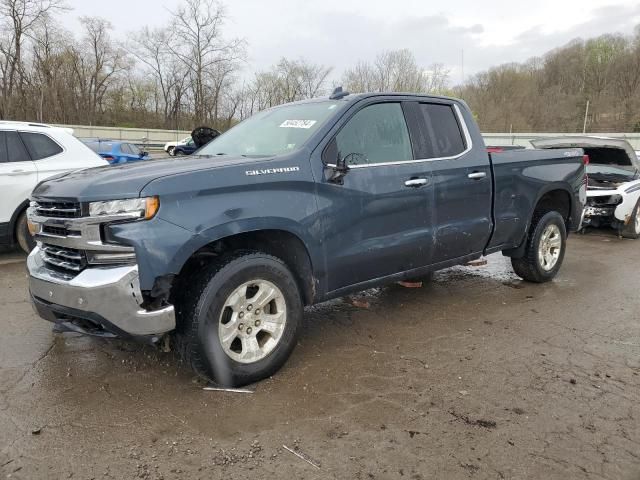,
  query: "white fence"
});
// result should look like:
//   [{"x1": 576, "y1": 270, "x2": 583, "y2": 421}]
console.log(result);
[{"x1": 57, "y1": 123, "x2": 640, "y2": 151}]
